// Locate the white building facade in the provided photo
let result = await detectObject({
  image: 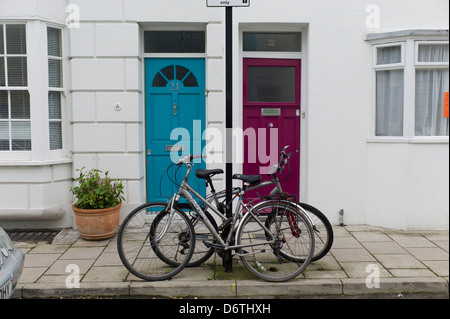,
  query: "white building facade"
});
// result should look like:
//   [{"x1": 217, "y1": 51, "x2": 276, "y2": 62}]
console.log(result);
[{"x1": 0, "y1": 0, "x2": 448, "y2": 230}]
